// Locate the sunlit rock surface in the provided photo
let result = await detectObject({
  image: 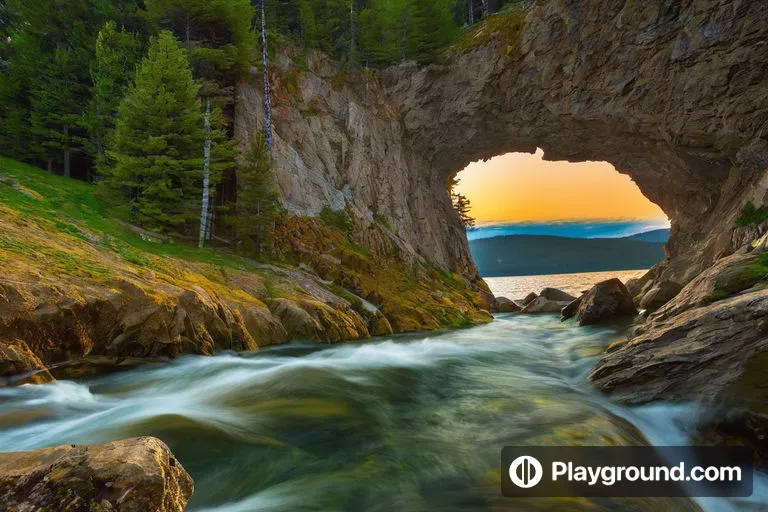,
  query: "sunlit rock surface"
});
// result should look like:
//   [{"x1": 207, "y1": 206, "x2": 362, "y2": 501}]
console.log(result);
[{"x1": 0, "y1": 437, "x2": 193, "y2": 511}]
